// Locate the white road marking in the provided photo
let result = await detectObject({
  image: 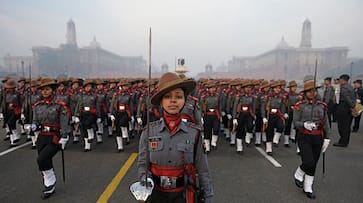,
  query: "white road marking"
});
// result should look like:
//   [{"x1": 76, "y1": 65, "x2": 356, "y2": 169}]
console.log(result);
[
  {"x1": 255, "y1": 146, "x2": 282, "y2": 168},
  {"x1": 0, "y1": 141, "x2": 32, "y2": 157}
]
